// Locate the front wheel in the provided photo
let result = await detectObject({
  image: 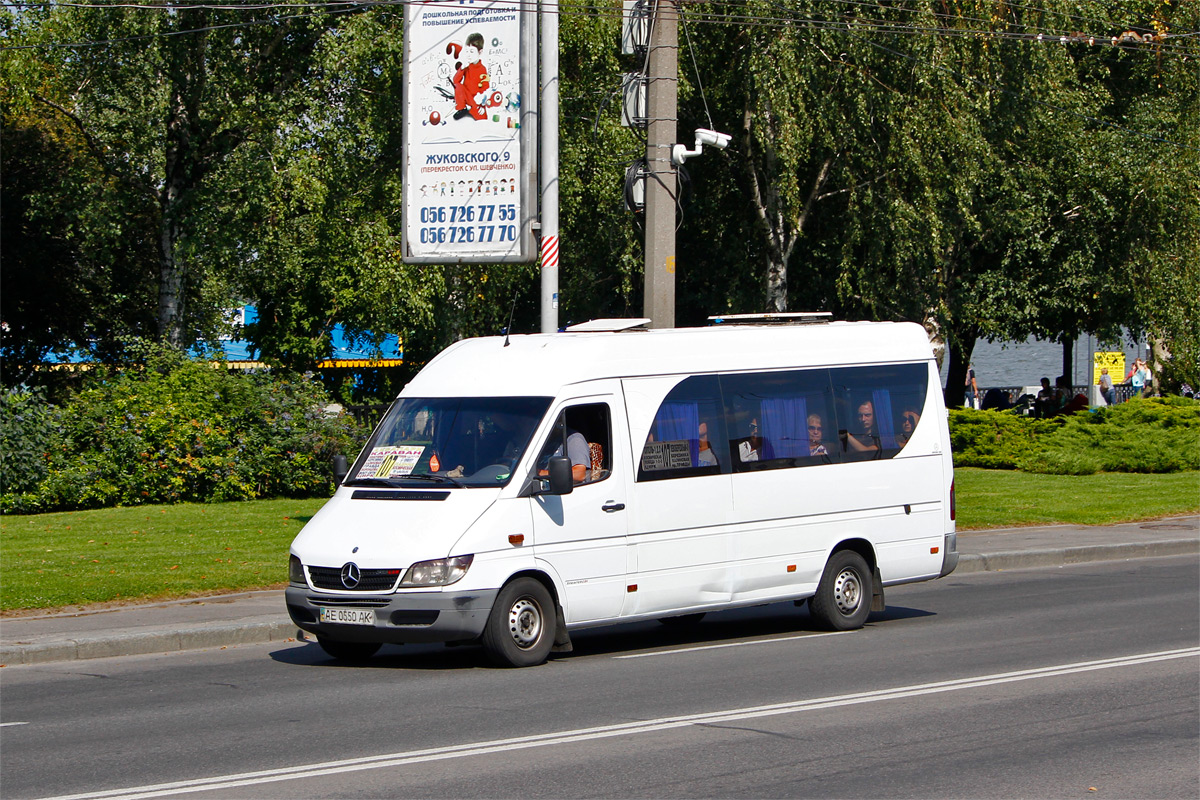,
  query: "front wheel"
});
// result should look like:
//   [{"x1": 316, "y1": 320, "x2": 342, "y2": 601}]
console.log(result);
[
  {"x1": 808, "y1": 550, "x2": 872, "y2": 631},
  {"x1": 482, "y1": 578, "x2": 555, "y2": 667}
]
